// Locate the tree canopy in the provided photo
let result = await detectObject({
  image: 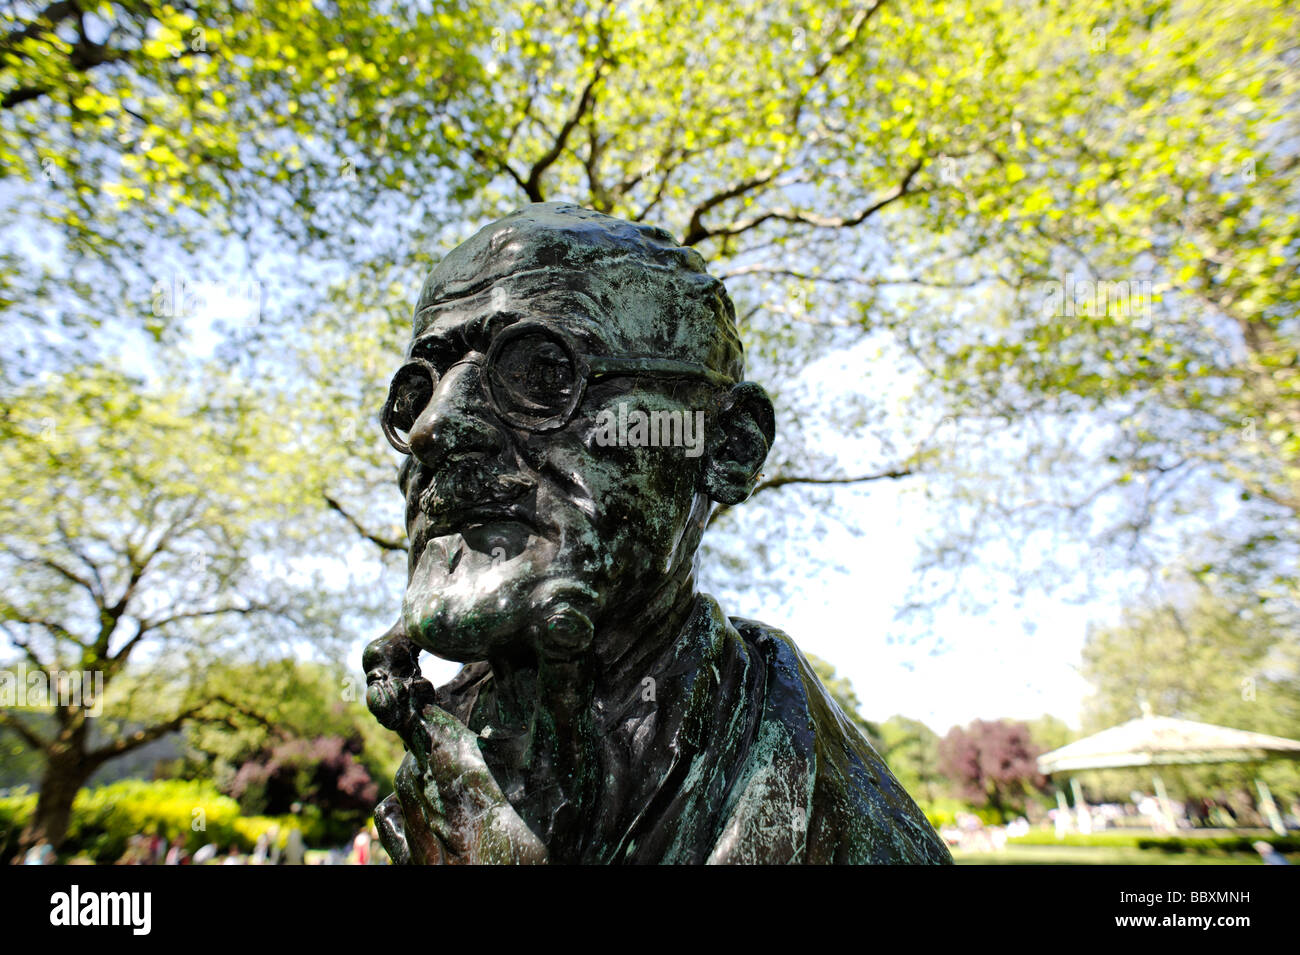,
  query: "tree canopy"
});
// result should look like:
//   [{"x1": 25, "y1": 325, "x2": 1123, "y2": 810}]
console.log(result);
[{"x1": 7, "y1": 0, "x2": 1293, "y2": 605}]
